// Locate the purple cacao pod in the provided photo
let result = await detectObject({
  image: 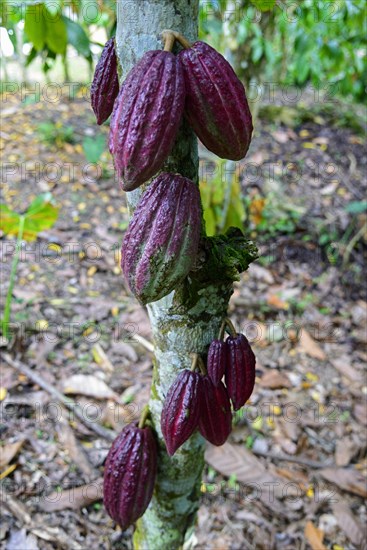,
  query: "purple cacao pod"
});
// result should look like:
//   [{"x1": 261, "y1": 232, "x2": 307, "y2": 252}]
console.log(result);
[
  {"x1": 199, "y1": 376, "x2": 232, "y2": 446},
  {"x1": 103, "y1": 424, "x2": 157, "y2": 530},
  {"x1": 178, "y1": 41, "x2": 253, "y2": 161},
  {"x1": 207, "y1": 339, "x2": 227, "y2": 386},
  {"x1": 91, "y1": 38, "x2": 119, "y2": 125},
  {"x1": 161, "y1": 370, "x2": 203, "y2": 456},
  {"x1": 121, "y1": 173, "x2": 201, "y2": 305},
  {"x1": 109, "y1": 50, "x2": 185, "y2": 191},
  {"x1": 225, "y1": 333, "x2": 256, "y2": 410}
]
